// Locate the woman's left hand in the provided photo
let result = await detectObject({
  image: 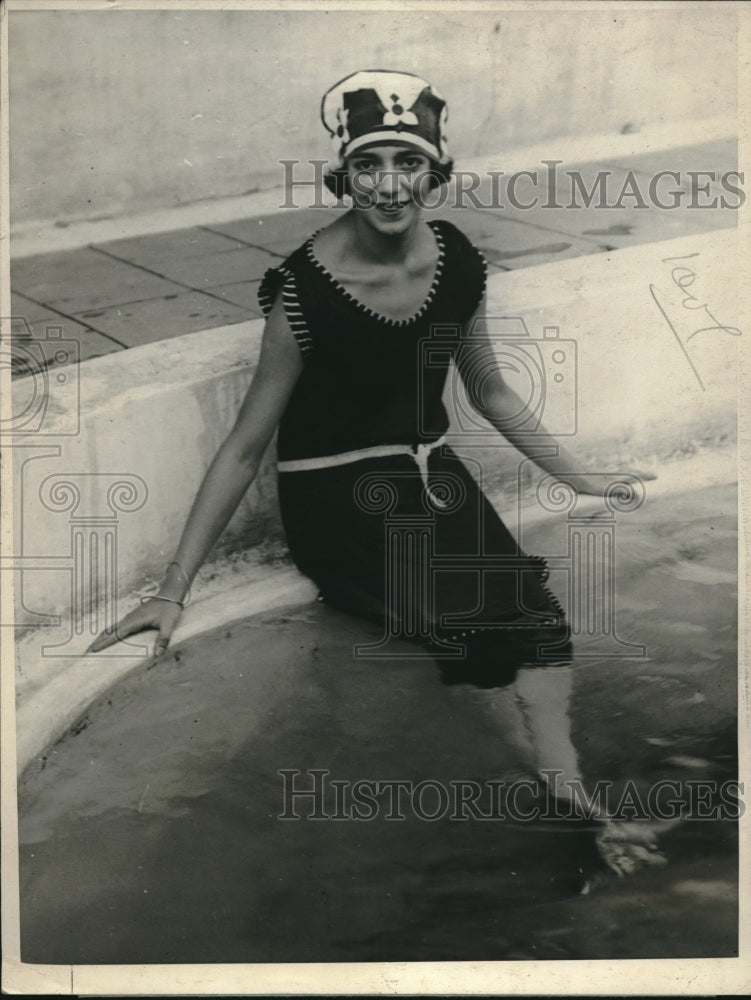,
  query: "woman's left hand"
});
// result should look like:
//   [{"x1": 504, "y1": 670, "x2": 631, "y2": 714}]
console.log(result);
[{"x1": 565, "y1": 470, "x2": 657, "y2": 497}]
